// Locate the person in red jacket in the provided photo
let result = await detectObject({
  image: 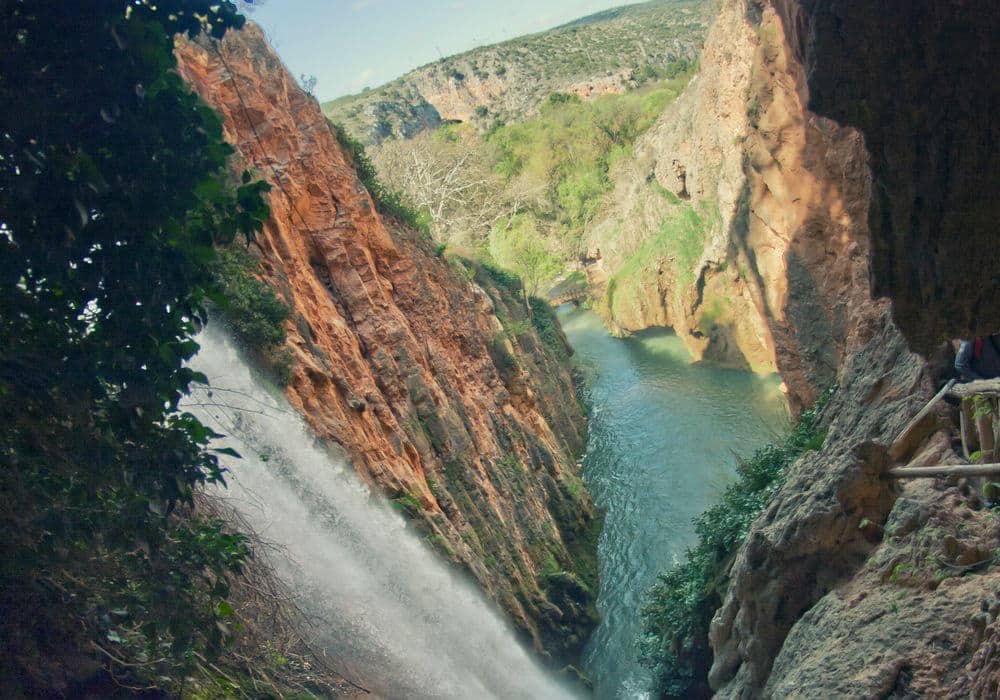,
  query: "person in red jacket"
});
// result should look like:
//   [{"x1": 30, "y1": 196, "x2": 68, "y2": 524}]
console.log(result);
[{"x1": 955, "y1": 335, "x2": 1000, "y2": 381}]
